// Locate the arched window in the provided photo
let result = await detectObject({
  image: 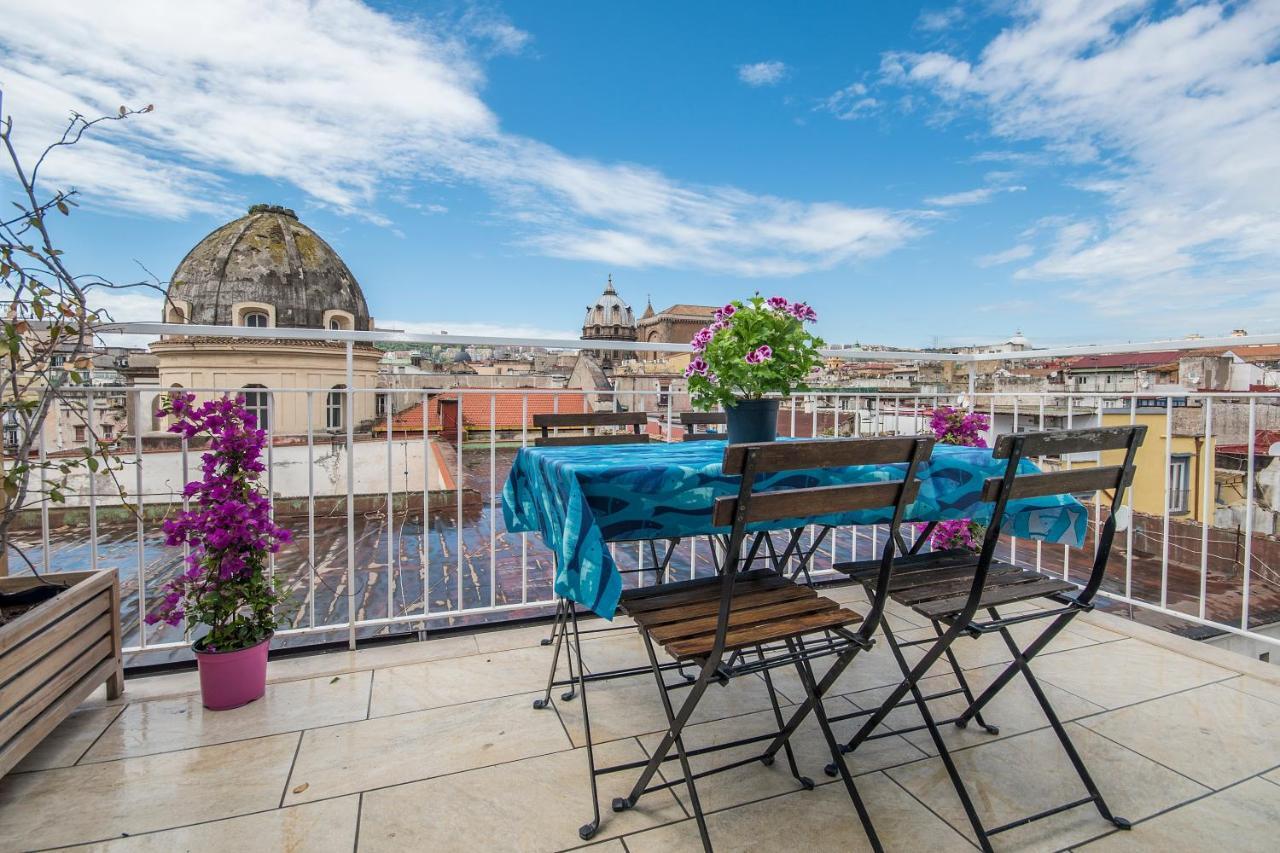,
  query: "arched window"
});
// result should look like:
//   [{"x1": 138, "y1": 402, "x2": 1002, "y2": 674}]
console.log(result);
[
  {"x1": 326, "y1": 384, "x2": 346, "y2": 430},
  {"x1": 243, "y1": 311, "x2": 270, "y2": 328},
  {"x1": 242, "y1": 384, "x2": 270, "y2": 431},
  {"x1": 329, "y1": 318, "x2": 342, "y2": 331}
]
